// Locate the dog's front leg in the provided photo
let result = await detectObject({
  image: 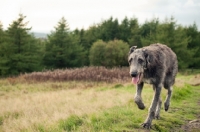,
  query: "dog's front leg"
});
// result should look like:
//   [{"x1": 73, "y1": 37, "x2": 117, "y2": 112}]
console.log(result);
[
  {"x1": 142, "y1": 84, "x2": 162, "y2": 129},
  {"x1": 134, "y1": 82, "x2": 145, "y2": 110}
]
